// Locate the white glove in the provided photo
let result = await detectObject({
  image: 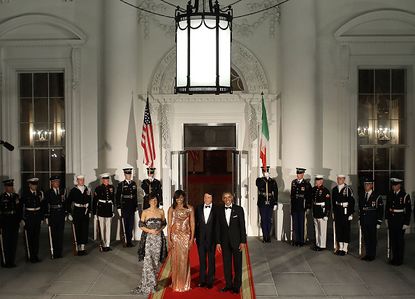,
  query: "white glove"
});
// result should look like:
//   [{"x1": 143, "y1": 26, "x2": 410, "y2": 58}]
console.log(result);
[
  {"x1": 94, "y1": 215, "x2": 98, "y2": 221},
  {"x1": 402, "y1": 224, "x2": 409, "y2": 230},
  {"x1": 306, "y1": 210, "x2": 310, "y2": 216},
  {"x1": 348, "y1": 215, "x2": 353, "y2": 221},
  {"x1": 20, "y1": 220, "x2": 25, "y2": 226},
  {"x1": 273, "y1": 205, "x2": 278, "y2": 211},
  {"x1": 89, "y1": 213, "x2": 92, "y2": 218},
  {"x1": 323, "y1": 216, "x2": 328, "y2": 221},
  {"x1": 159, "y1": 205, "x2": 163, "y2": 209},
  {"x1": 117, "y1": 209, "x2": 122, "y2": 217},
  {"x1": 376, "y1": 224, "x2": 381, "y2": 229},
  {"x1": 68, "y1": 214, "x2": 73, "y2": 222}
]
